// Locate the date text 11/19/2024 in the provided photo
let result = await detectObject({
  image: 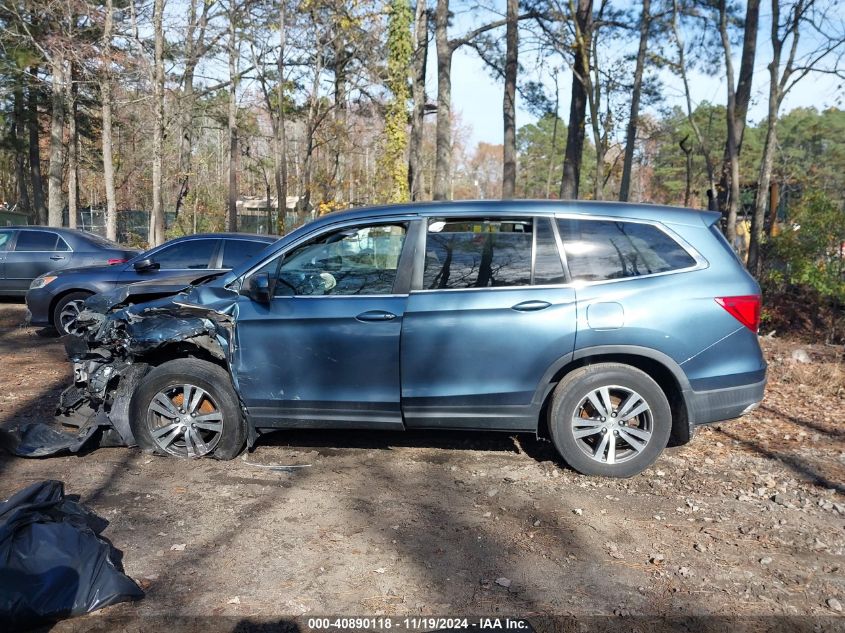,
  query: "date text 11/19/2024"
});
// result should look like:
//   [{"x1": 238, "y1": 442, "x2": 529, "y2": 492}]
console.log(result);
[{"x1": 306, "y1": 618, "x2": 531, "y2": 631}]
